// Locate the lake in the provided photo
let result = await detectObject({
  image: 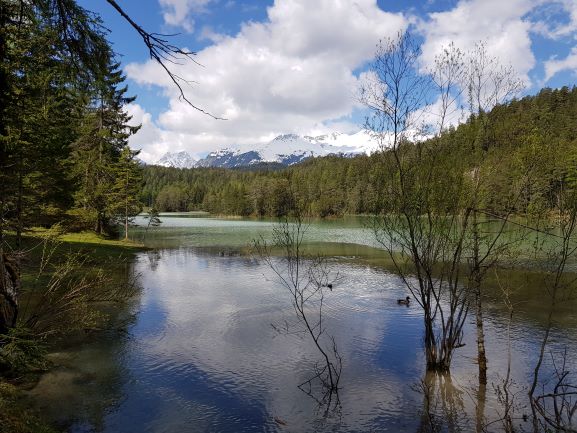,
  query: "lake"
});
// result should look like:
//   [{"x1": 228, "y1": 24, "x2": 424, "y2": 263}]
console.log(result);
[{"x1": 29, "y1": 214, "x2": 577, "y2": 432}]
